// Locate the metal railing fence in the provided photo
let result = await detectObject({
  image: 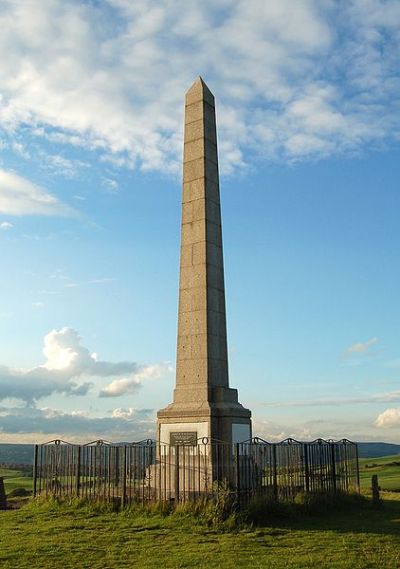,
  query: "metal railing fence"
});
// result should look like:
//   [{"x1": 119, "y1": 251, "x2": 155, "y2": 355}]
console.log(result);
[{"x1": 33, "y1": 437, "x2": 359, "y2": 505}]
